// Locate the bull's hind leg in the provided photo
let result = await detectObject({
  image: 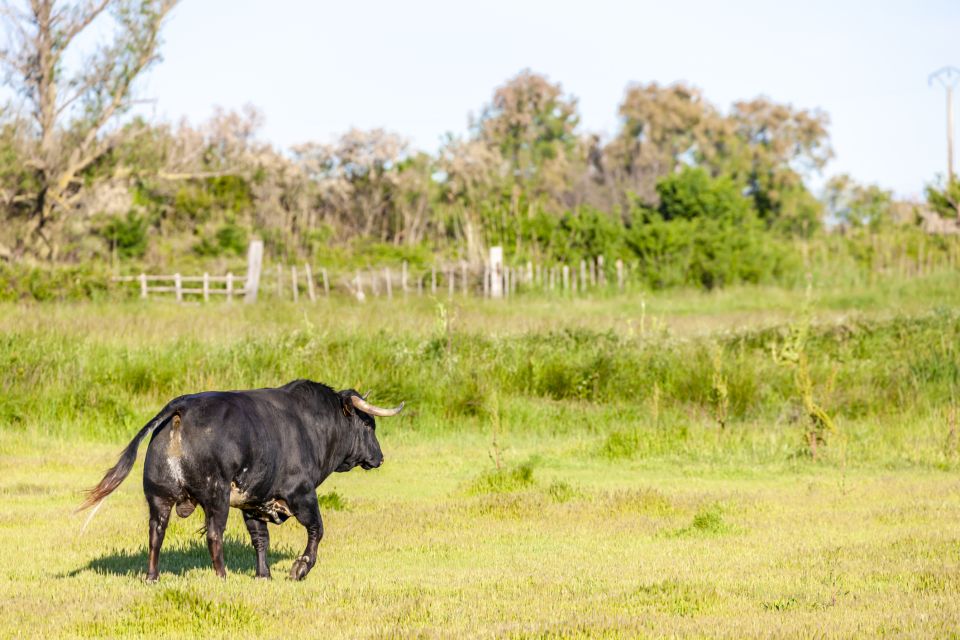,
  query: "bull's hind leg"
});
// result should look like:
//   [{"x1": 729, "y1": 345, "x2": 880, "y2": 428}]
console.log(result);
[
  {"x1": 243, "y1": 513, "x2": 271, "y2": 579},
  {"x1": 146, "y1": 495, "x2": 174, "y2": 583},
  {"x1": 203, "y1": 497, "x2": 231, "y2": 579},
  {"x1": 288, "y1": 493, "x2": 323, "y2": 581}
]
